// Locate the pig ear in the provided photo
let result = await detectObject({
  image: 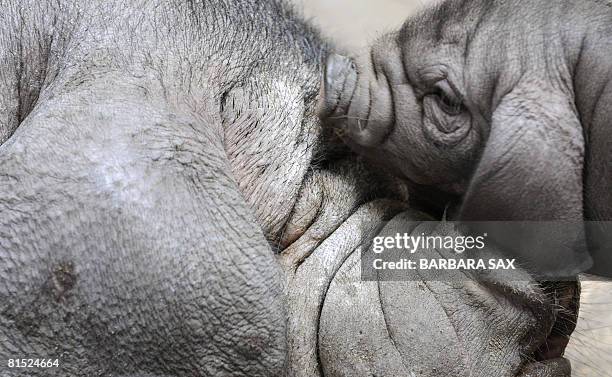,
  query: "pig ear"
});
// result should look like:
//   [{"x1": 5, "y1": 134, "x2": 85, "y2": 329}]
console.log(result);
[{"x1": 459, "y1": 80, "x2": 584, "y2": 221}]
